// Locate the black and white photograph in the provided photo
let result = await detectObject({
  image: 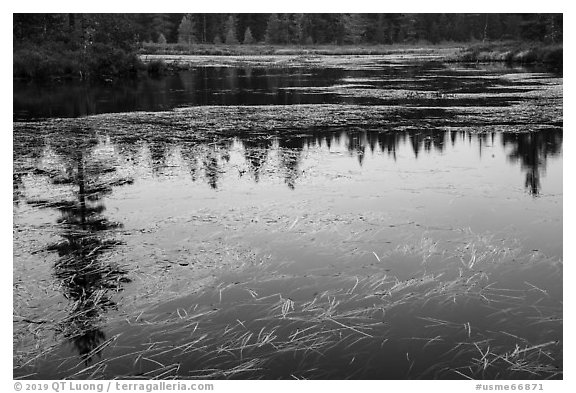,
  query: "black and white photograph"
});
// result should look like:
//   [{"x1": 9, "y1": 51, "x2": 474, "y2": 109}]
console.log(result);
[{"x1": 11, "y1": 6, "x2": 565, "y2": 383}]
